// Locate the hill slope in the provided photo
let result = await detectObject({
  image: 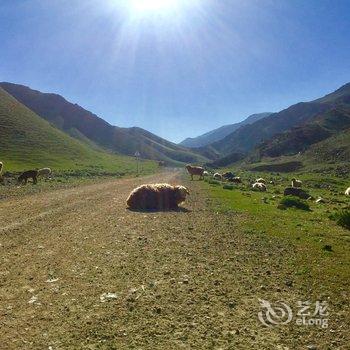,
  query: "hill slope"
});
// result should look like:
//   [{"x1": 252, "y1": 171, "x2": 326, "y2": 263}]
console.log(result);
[
  {"x1": 208, "y1": 82, "x2": 350, "y2": 167},
  {"x1": 0, "y1": 87, "x2": 155, "y2": 172},
  {"x1": 0, "y1": 82, "x2": 207, "y2": 165},
  {"x1": 256, "y1": 107, "x2": 350, "y2": 158},
  {"x1": 179, "y1": 112, "x2": 272, "y2": 148}
]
